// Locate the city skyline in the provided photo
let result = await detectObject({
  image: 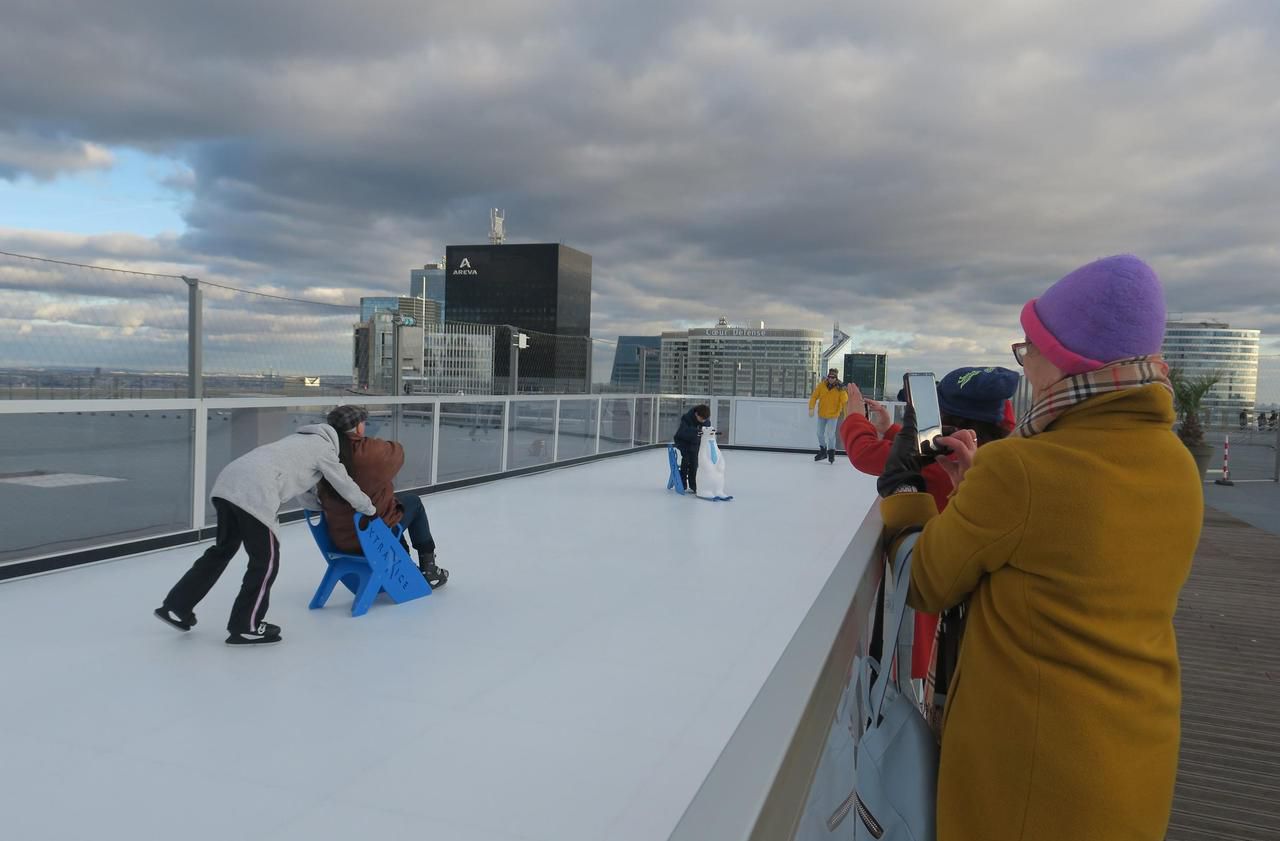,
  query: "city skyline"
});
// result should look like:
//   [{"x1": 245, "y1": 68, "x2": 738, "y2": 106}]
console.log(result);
[{"x1": 1, "y1": 2, "x2": 1279, "y2": 400}]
